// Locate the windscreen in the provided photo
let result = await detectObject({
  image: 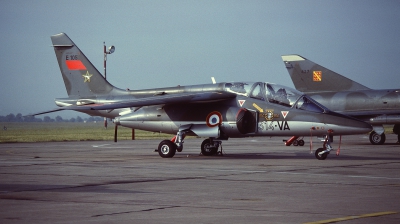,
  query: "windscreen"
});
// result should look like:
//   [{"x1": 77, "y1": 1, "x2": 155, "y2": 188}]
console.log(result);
[
  {"x1": 295, "y1": 95, "x2": 326, "y2": 113},
  {"x1": 264, "y1": 83, "x2": 302, "y2": 107}
]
